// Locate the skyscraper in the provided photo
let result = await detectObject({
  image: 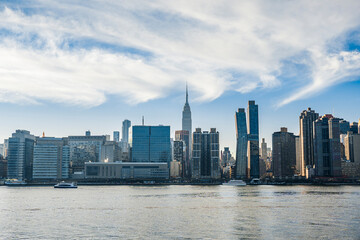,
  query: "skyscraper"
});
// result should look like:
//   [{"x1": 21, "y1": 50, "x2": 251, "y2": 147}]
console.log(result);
[
  {"x1": 295, "y1": 135, "x2": 302, "y2": 175},
  {"x1": 339, "y1": 119, "x2": 350, "y2": 134},
  {"x1": 221, "y1": 147, "x2": 231, "y2": 167},
  {"x1": 131, "y1": 125, "x2": 171, "y2": 164},
  {"x1": 272, "y1": 128, "x2": 296, "y2": 178},
  {"x1": 299, "y1": 108, "x2": 319, "y2": 176},
  {"x1": 113, "y1": 131, "x2": 120, "y2": 142},
  {"x1": 247, "y1": 100, "x2": 259, "y2": 178},
  {"x1": 350, "y1": 122, "x2": 358, "y2": 134},
  {"x1": 344, "y1": 132, "x2": 360, "y2": 163},
  {"x1": 235, "y1": 108, "x2": 247, "y2": 179},
  {"x1": 260, "y1": 138, "x2": 267, "y2": 160},
  {"x1": 191, "y1": 128, "x2": 220, "y2": 179},
  {"x1": 122, "y1": 120, "x2": 131, "y2": 143},
  {"x1": 182, "y1": 84, "x2": 192, "y2": 160},
  {"x1": 7, "y1": 130, "x2": 36, "y2": 181},
  {"x1": 175, "y1": 130, "x2": 190, "y2": 177},
  {"x1": 313, "y1": 115, "x2": 342, "y2": 177}
]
